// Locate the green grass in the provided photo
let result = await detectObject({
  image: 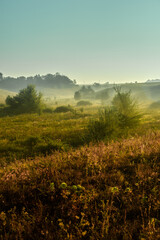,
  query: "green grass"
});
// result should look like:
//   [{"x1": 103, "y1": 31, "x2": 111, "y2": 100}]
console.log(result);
[
  {"x1": 0, "y1": 95, "x2": 160, "y2": 239},
  {"x1": 0, "y1": 101, "x2": 103, "y2": 165},
  {"x1": 0, "y1": 112, "x2": 87, "y2": 165},
  {"x1": 0, "y1": 101, "x2": 160, "y2": 166}
]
